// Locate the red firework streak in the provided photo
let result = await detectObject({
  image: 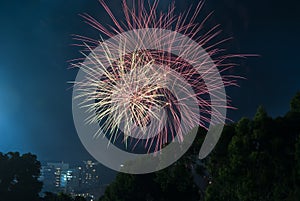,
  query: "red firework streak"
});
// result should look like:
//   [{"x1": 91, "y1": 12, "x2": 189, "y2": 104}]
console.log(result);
[{"x1": 71, "y1": 0, "x2": 245, "y2": 153}]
